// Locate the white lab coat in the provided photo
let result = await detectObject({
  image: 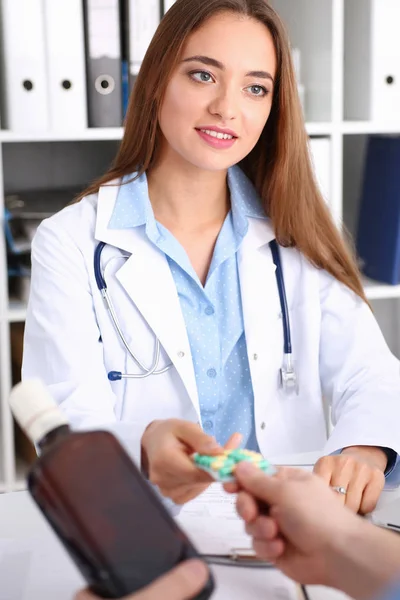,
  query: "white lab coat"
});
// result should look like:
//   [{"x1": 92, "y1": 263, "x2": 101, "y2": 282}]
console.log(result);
[{"x1": 22, "y1": 180, "x2": 400, "y2": 473}]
